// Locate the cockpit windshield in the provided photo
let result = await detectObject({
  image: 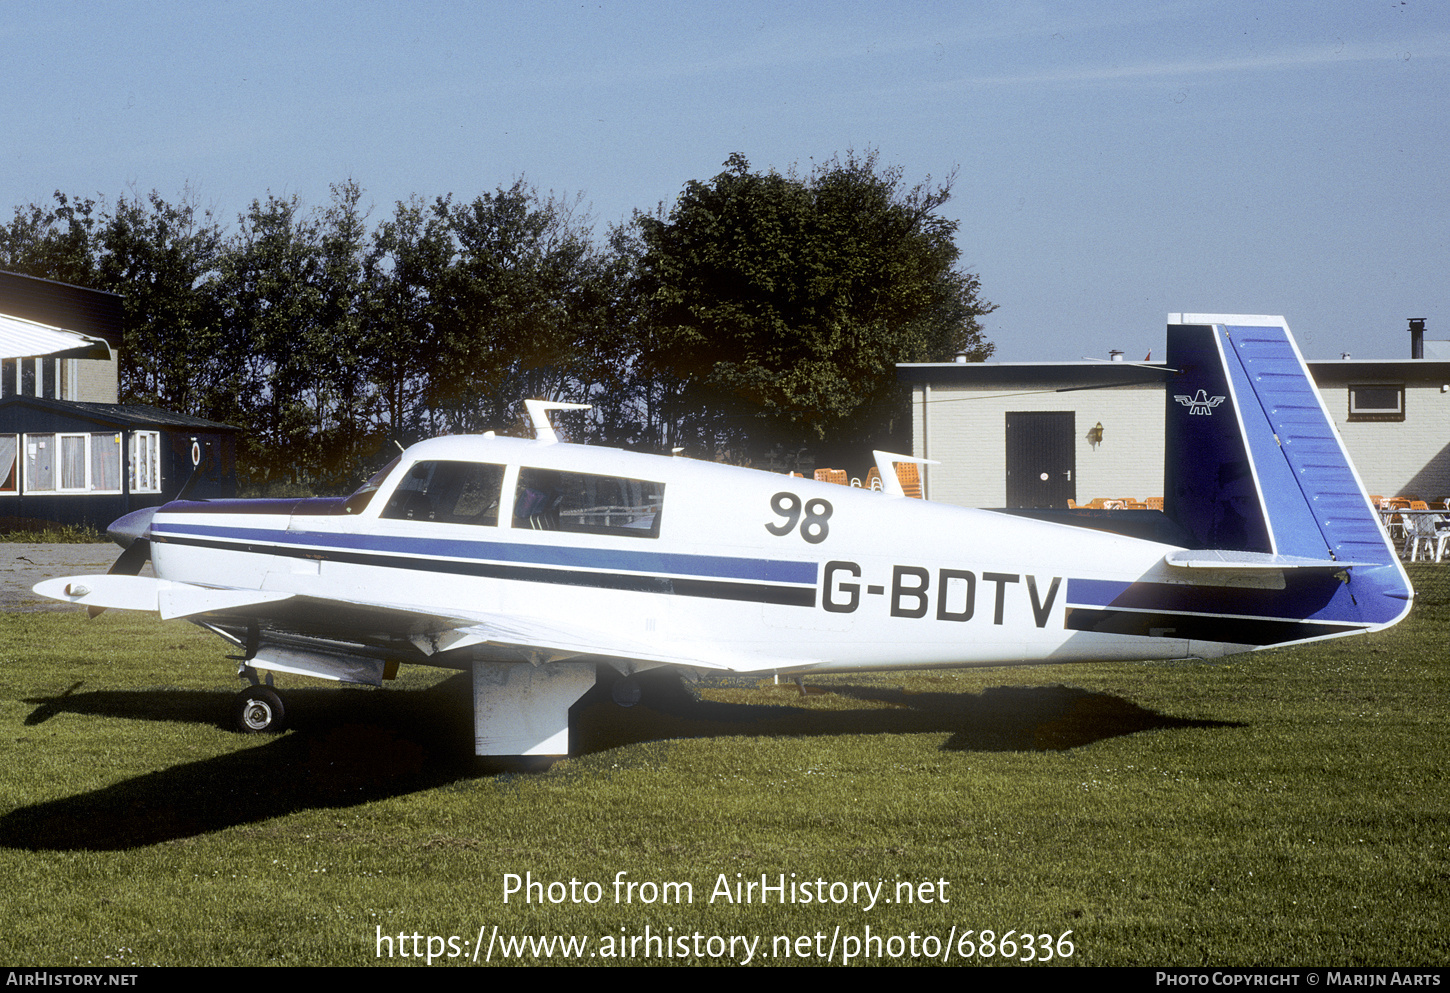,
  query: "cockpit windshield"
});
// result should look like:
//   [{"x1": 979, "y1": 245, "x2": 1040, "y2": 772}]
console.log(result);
[{"x1": 342, "y1": 456, "x2": 401, "y2": 515}]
